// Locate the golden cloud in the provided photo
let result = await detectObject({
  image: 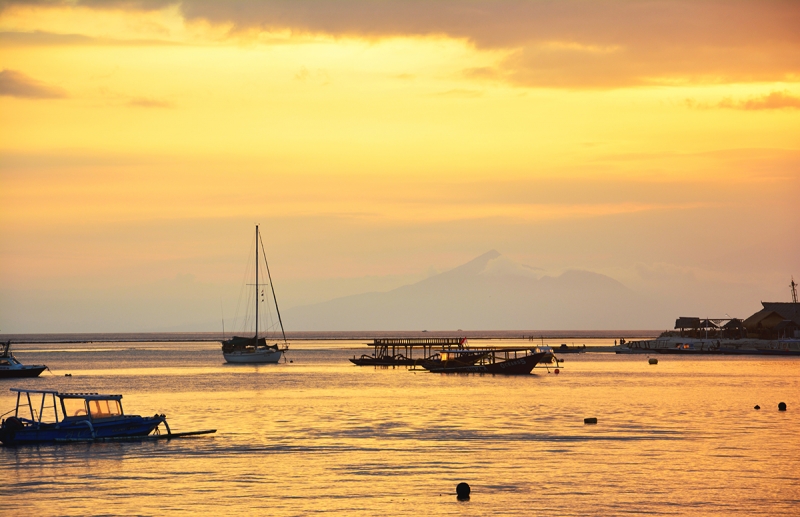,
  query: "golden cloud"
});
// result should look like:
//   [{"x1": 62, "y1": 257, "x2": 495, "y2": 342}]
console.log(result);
[{"x1": 0, "y1": 69, "x2": 67, "y2": 98}]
